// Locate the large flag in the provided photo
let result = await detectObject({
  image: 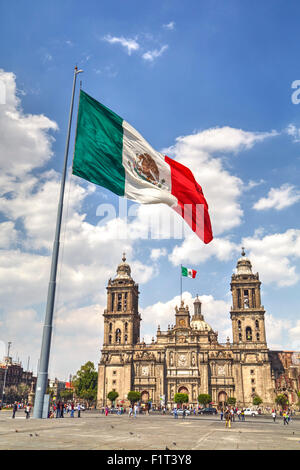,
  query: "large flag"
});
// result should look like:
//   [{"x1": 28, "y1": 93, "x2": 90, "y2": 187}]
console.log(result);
[
  {"x1": 181, "y1": 266, "x2": 197, "y2": 278},
  {"x1": 72, "y1": 90, "x2": 213, "y2": 243}
]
